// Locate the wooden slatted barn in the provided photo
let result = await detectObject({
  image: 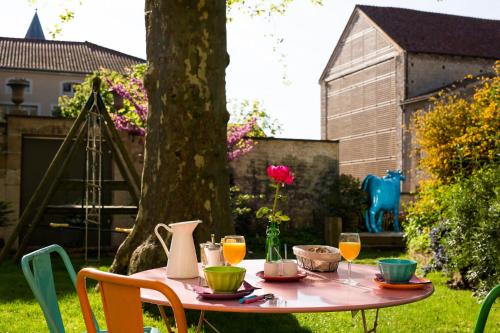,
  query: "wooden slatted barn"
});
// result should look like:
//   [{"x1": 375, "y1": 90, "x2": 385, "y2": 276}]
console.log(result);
[{"x1": 319, "y1": 5, "x2": 500, "y2": 192}]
